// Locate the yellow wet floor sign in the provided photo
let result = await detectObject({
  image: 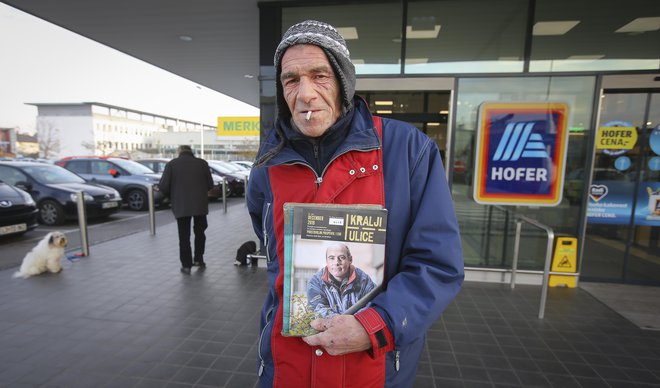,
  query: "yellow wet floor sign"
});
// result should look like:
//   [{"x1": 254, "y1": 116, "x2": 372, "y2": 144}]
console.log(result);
[{"x1": 549, "y1": 237, "x2": 577, "y2": 287}]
